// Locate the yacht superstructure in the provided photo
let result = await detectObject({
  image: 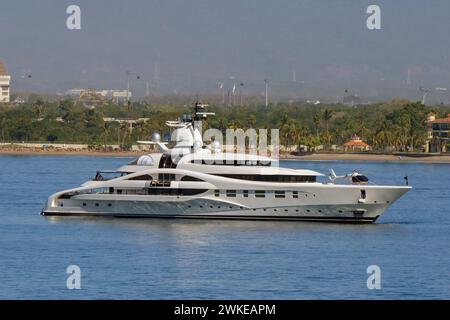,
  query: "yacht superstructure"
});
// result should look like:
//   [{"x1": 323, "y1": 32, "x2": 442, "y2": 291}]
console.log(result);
[{"x1": 42, "y1": 103, "x2": 411, "y2": 223}]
